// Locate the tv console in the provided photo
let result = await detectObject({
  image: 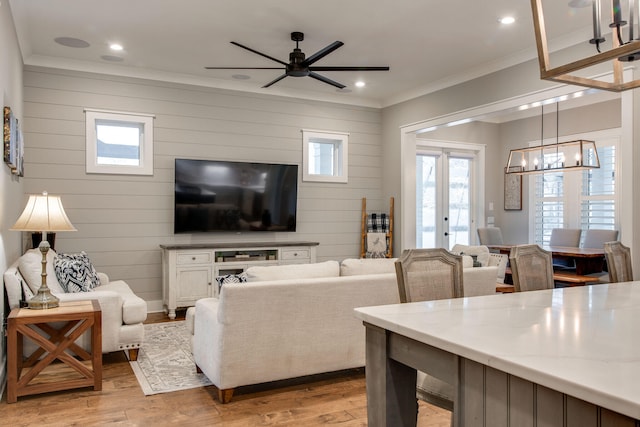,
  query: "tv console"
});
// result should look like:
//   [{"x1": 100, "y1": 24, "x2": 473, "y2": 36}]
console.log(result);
[{"x1": 160, "y1": 241, "x2": 319, "y2": 319}]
